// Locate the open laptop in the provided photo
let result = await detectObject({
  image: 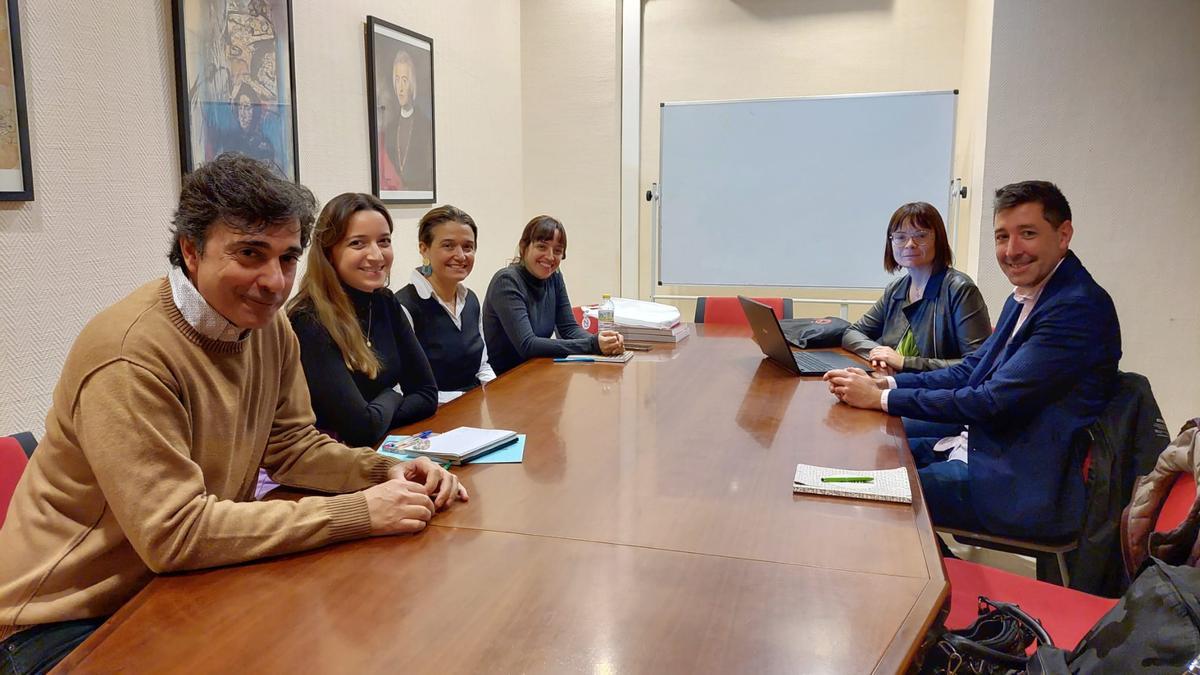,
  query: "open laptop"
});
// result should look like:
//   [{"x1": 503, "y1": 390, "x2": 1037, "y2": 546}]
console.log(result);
[{"x1": 738, "y1": 296, "x2": 870, "y2": 376}]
